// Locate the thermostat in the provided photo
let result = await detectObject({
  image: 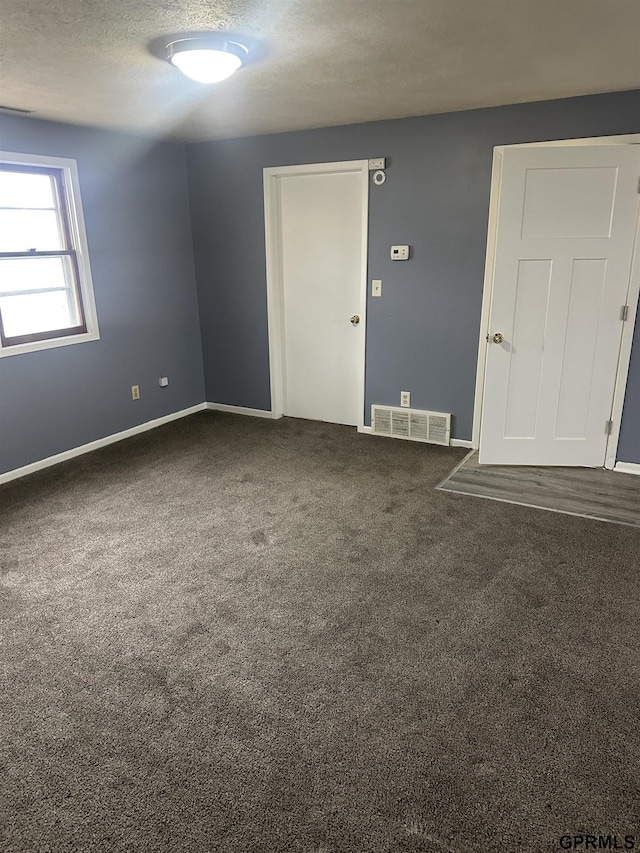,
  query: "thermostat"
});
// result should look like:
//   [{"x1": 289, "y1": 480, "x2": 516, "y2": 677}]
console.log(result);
[
  {"x1": 390, "y1": 245, "x2": 409, "y2": 260},
  {"x1": 372, "y1": 169, "x2": 386, "y2": 186}
]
